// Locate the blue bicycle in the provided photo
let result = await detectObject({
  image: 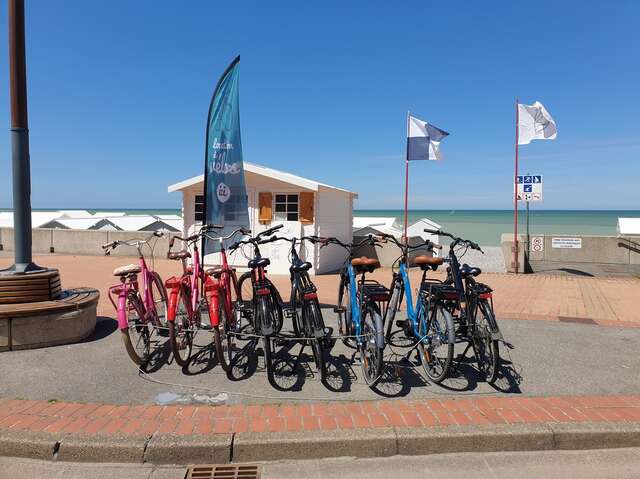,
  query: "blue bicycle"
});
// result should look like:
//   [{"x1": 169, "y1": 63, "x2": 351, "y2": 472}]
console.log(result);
[
  {"x1": 376, "y1": 233, "x2": 456, "y2": 384},
  {"x1": 327, "y1": 236, "x2": 388, "y2": 387}
]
